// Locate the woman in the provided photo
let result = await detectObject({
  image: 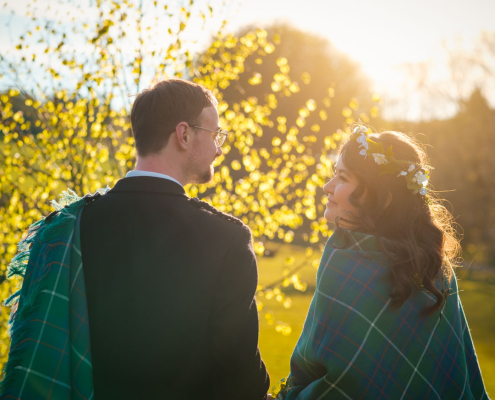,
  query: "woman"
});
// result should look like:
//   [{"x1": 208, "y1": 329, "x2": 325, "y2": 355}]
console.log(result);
[{"x1": 275, "y1": 127, "x2": 489, "y2": 399}]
